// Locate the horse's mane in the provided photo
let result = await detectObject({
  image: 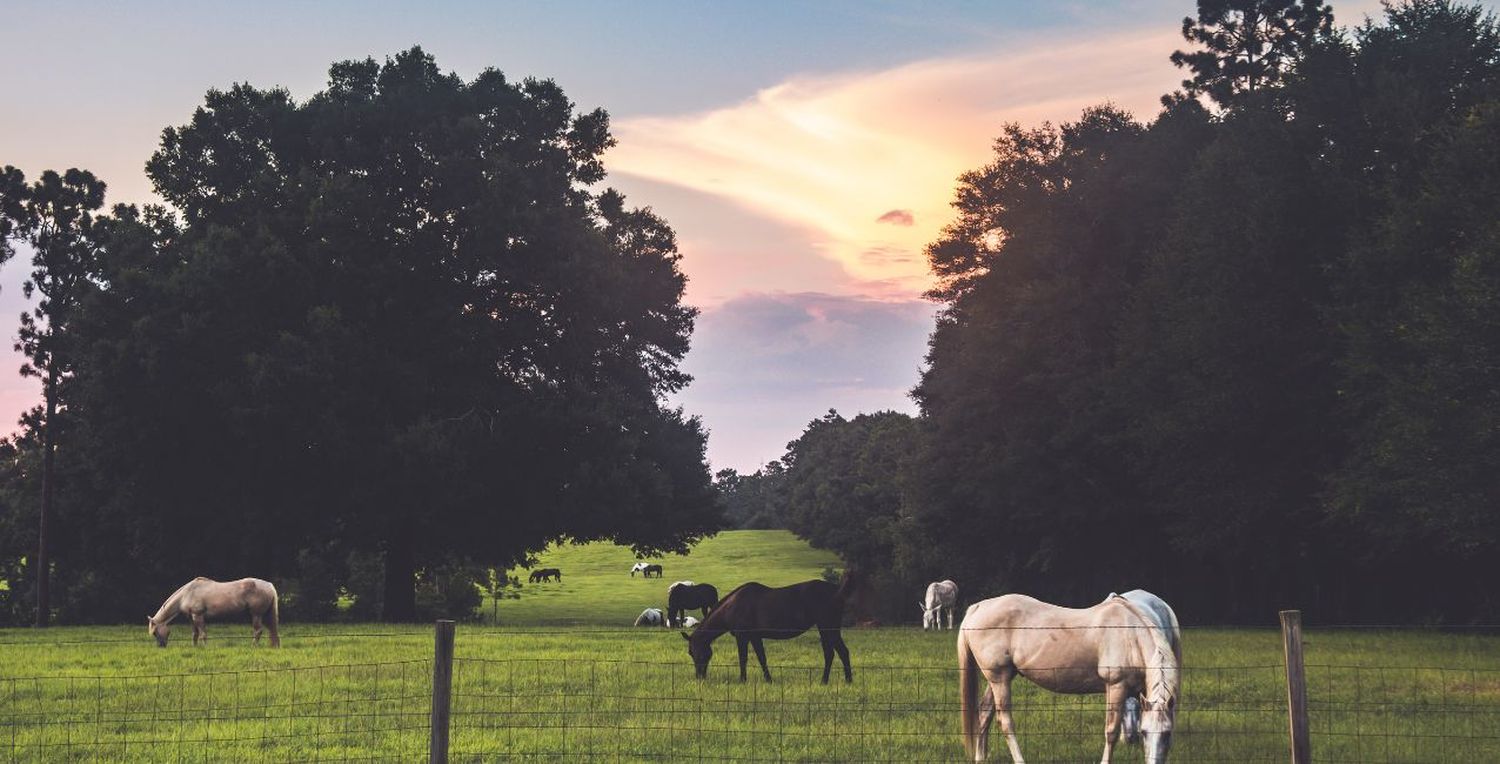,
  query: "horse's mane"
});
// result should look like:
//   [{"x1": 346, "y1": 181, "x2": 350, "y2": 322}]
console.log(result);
[{"x1": 1113, "y1": 596, "x2": 1180, "y2": 706}]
